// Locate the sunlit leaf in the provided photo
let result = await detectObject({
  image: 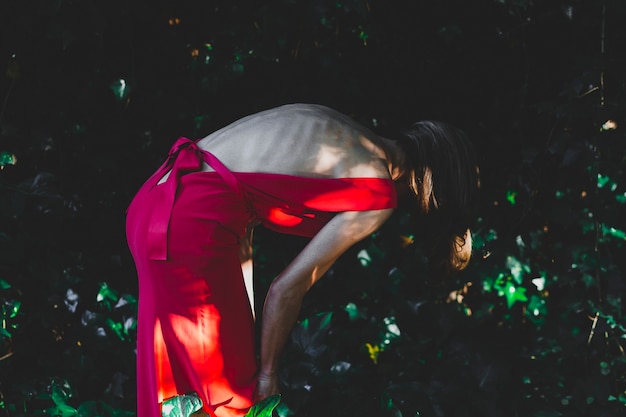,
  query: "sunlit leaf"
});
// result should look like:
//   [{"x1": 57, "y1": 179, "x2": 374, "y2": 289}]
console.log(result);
[
  {"x1": 357, "y1": 249, "x2": 371, "y2": 266},
  {"x1": 110, "y1": 79, "x2": 130, "y2": 101},
  {"x1": 506, "y1": 256, "x2": 528, "y2": 283},
  {"x1": 503, "y1": 282, "x2": 528, "y2": 308},
  {"x1": 0, "y1": 152, "x2": 17, "y2": 168},
  {"x1": 526, "y1": 295, "x2": 547, "y2": 321},
  {"x1": 65, "y1": 289, "x2": 79, "y2": 313},
  {"x1": 597, "y1": 173, "x2": 618, "y2": 191},
  {"x1": 601, "y1": 225, "x2": 626, "y2": 241},
  {"x1": 344, "y1": 302, "x2": 363, "y2": 321},
  {"x1": 382, "y1": 316, "x2": 401, "y2": 345},
  {"x1": 330, "y1": 361, "x2": 351, "y2": 374},
  {"x1": 0, "y1": 327, "x2": 11, "y2": 339},
  {"x1": 114, "y1": 293, "x2": 137, "y2": 309},
  {"x1": 365, "y1": 342, "x2": 380, "y2": 364},
  {"x1": 161, "y1": 392, "x2": 203, "y2": 417},
  {"x1": 531, "y1": 276, "x2": 545, "y2": 291},
  {"x1": 7, "y1": 300, "x2": 20, "y2": 318},
  {"x1": 106, "y1": 318, "x2": 127, "y2": 341},
  {"x1": 97, "y1": 282, "x2": 119, "y2": 310},
  {"x1": 0, "y1": 279, "x2": 11, "y2": 290},
  {"x1": 244, "y1": 394, "x2": 281, "y2": 417},
  {"x1": 506, "y1": 190, "x2": 517, "y2": 205}
]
